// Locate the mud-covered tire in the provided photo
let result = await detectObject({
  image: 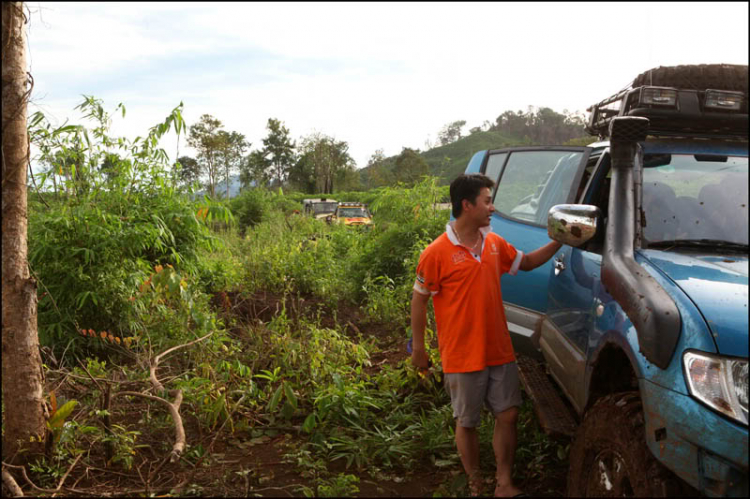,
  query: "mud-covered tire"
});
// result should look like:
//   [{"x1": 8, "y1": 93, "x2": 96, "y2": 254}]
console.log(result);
[
  {"x1": 632, "y1": 64, "x2": 748, "y2": 93},
  {"x1": 567, "y1": 391, "x2": 685, "y2": 497}
]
